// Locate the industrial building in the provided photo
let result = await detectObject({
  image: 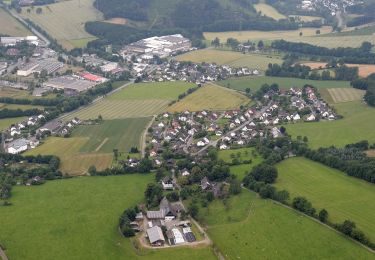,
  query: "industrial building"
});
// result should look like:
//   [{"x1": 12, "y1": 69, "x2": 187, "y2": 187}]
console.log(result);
[
  {"x1": 43, "y1": 76, "x2": 98, "y2": 94},
  {"x1": 17, "y1": 59, "x2": 63, "y2": 77},
  {"x1": 122, "y1": 34, "x2": 192, "y2": 58},
  {"x1": 0, "y1": 36, "x2": 39, "y2": 46}
]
